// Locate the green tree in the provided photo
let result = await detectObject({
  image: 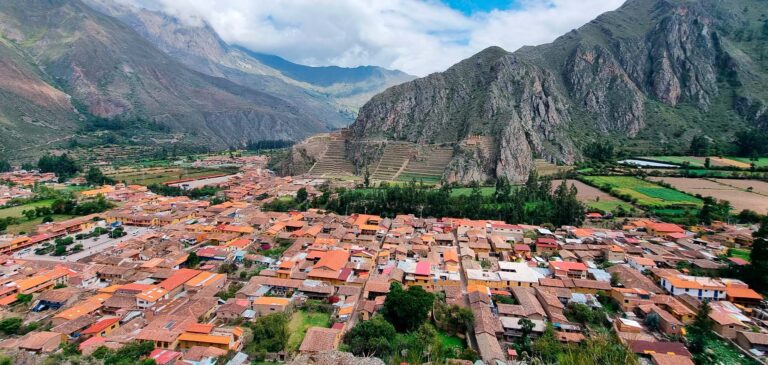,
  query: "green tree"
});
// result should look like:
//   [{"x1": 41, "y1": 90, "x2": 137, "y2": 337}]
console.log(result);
[
  {"x1": 644, "y1": 312, "x2": 661, "y2": 332},
  {"x1": 295, "y1": 188, "x2": 308, "y2": 203},
  {"x1": 0, "y1": 317, "x2": 22, "y2": 335},
  {"x1": 186, "y1": 251, "x2": 200, "y2": 268},
  {"x1": 86, "y1": 167, "x2": 115, "y2": 186},
  {"x1": 37, "y1": 154, "x2": 80, "y2": 180},
  {"x1": 382, "y1": 282, "x2": 435, "y2": 332},
  {"x1": 344, "y1": 315, "x2": 397, "y2": 357},
  {"x1": 610, "y1": 272, "x2": 620, "y2": 287},
  {"x1": 16, "y1": 293, "x2": 33, "y2": 304},
  {"x1": 0, "y1": 160, "x2": 10, "y2": 173},
  {"x1": 687, "y1": 300, "x2": 713, "y2": 353},
  {"x1": 747, "y1": 218, "x2": 768, "y2": 291},
  {"x1": 103, "y1": 340, "x2": 155, "y2": 365},
  {"x1": 244, "y1": 313, "x2": 289, "y2": 354},
  {"x1": 689, "y1": 135, "x2": 711, "y2": 156}
]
